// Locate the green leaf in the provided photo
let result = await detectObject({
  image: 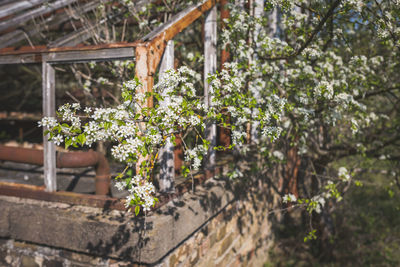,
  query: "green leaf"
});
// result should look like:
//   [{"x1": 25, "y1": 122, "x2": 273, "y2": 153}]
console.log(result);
[
  {"x1": 77, "y1": 134, "x2": 86, "y2": 146},
  {"x1": 65, "y1": 138, "x2": 72, "y2": 149},
  {"x1": 135, "y1": 205, "x2": 140, "y2": 216}
]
